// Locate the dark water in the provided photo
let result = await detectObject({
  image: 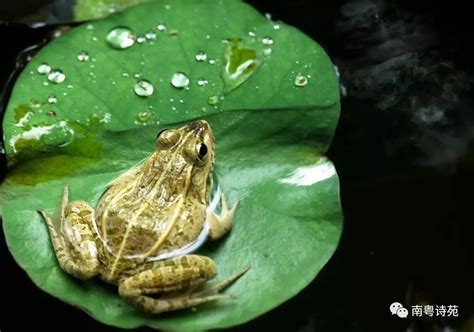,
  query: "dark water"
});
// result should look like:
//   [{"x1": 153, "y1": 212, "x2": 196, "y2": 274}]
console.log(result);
[{"x1": 1, "y1": 1, "x2": 473, "y2": 331}]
